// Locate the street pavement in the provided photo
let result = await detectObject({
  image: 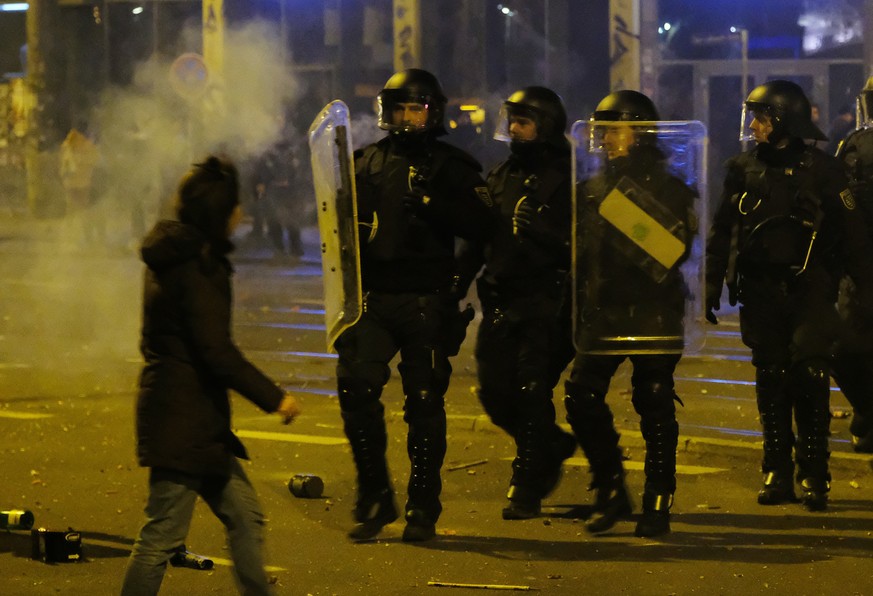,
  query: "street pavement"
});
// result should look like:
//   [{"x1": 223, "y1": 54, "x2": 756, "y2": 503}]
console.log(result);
[{"x1": 1, "y1": 218, "x2": 873, "y2": 595}]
